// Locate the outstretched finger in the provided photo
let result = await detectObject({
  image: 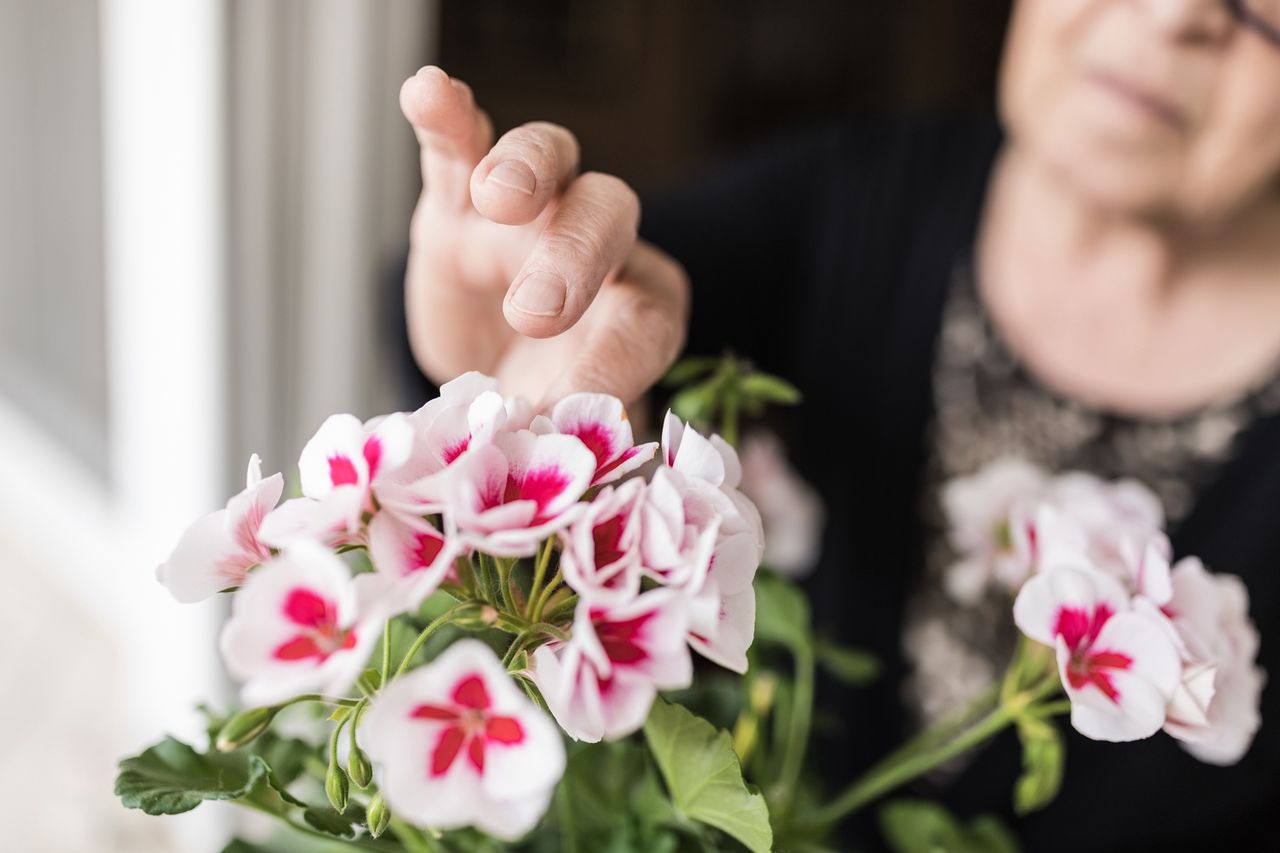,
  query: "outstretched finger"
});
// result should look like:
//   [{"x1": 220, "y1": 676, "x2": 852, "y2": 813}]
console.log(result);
[
  {"x1": 538, "y1": 241, "x2": 690, "y2": 408},
  {"x1": 399, "y1": 66, "x2": 493, "y2": 211},
  {"x1": 503, "y1": 172, "x2": 641, "y2": 338},
  {"x1": 471, "y1": 121, "x2": 581, "y2": 226}
]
